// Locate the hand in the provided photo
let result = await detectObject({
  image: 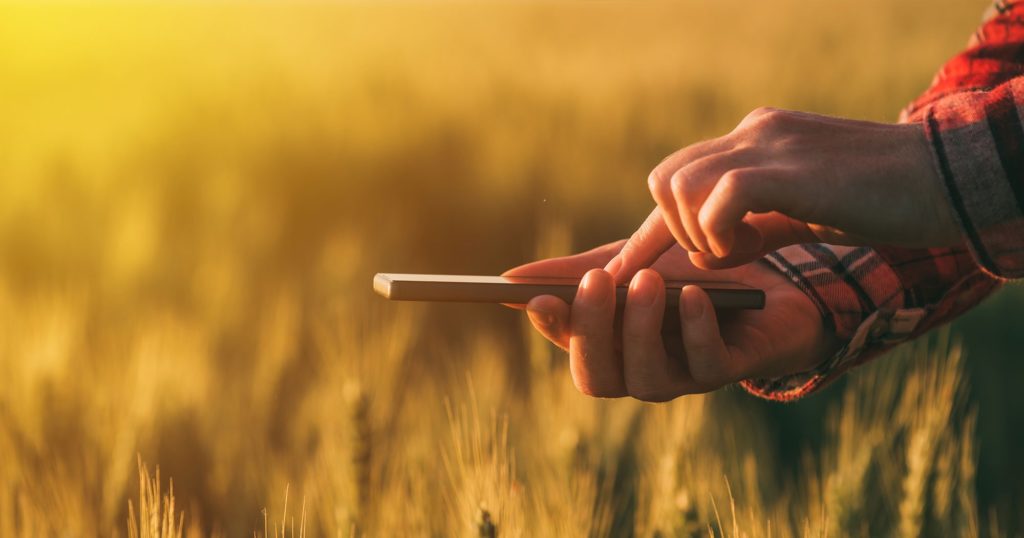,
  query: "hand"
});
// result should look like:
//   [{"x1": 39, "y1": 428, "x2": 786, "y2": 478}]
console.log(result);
[
  {"x1": 503, "y1": 240, "x2": 839, "y2": 401},
  {"x1": 605, "y1": 107, "x2": 961, "y2": 277}
]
